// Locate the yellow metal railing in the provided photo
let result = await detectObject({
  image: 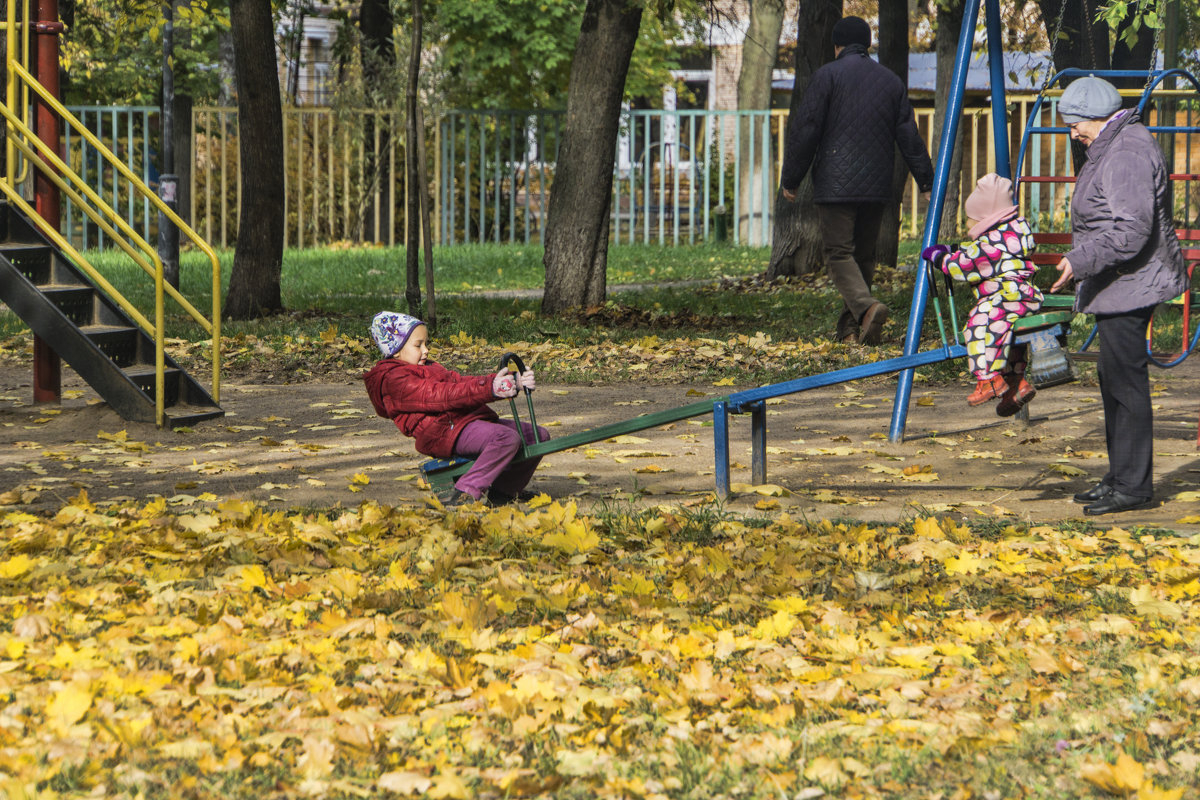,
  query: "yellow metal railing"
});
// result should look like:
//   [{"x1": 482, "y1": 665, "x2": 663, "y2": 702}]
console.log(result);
[{"x1": 1, "y1": 2, "x2": 221, "y2": 426}]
